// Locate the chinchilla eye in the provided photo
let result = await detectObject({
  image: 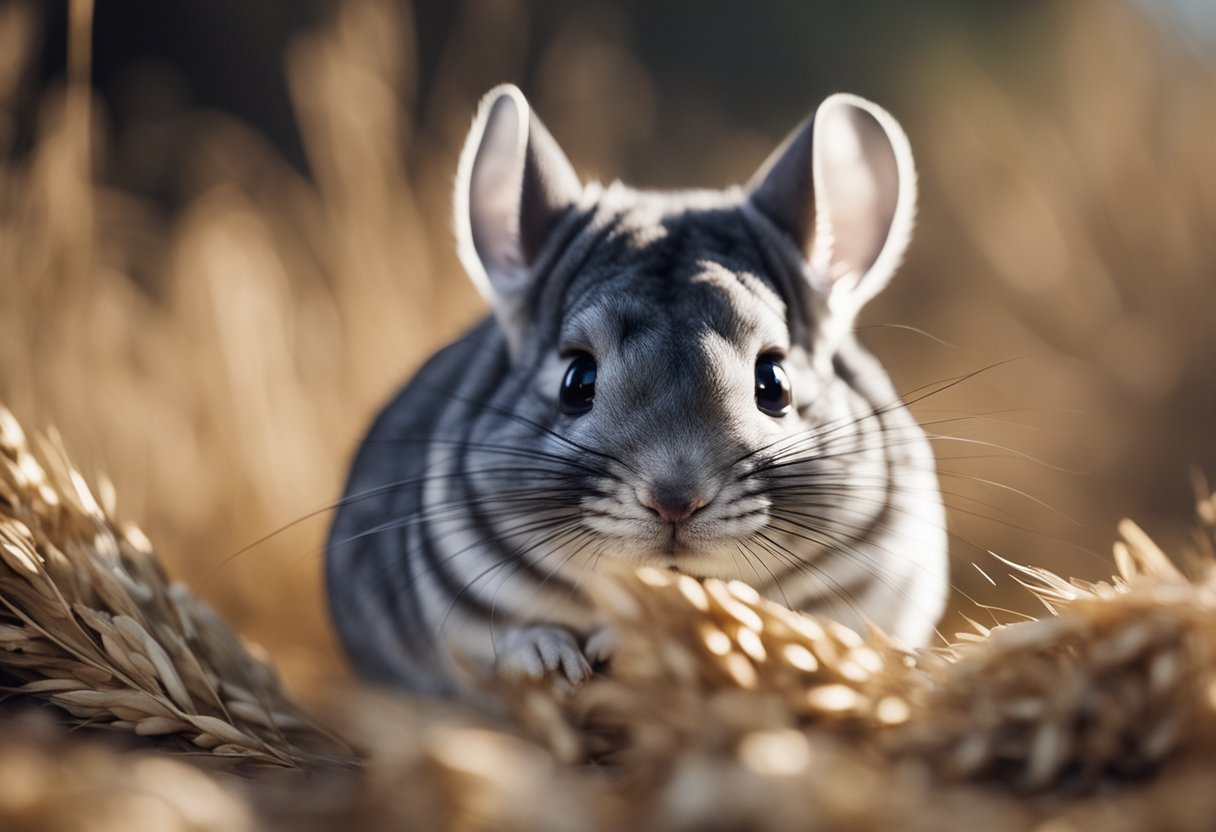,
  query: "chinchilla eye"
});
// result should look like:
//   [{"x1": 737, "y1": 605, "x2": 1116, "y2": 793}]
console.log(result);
[
  {"x1": 755, "y1": 356, "x2": 792, "y2": 416},
  {"x1": 560, "y1": 353, "x2": 597, "y2": 415}
]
